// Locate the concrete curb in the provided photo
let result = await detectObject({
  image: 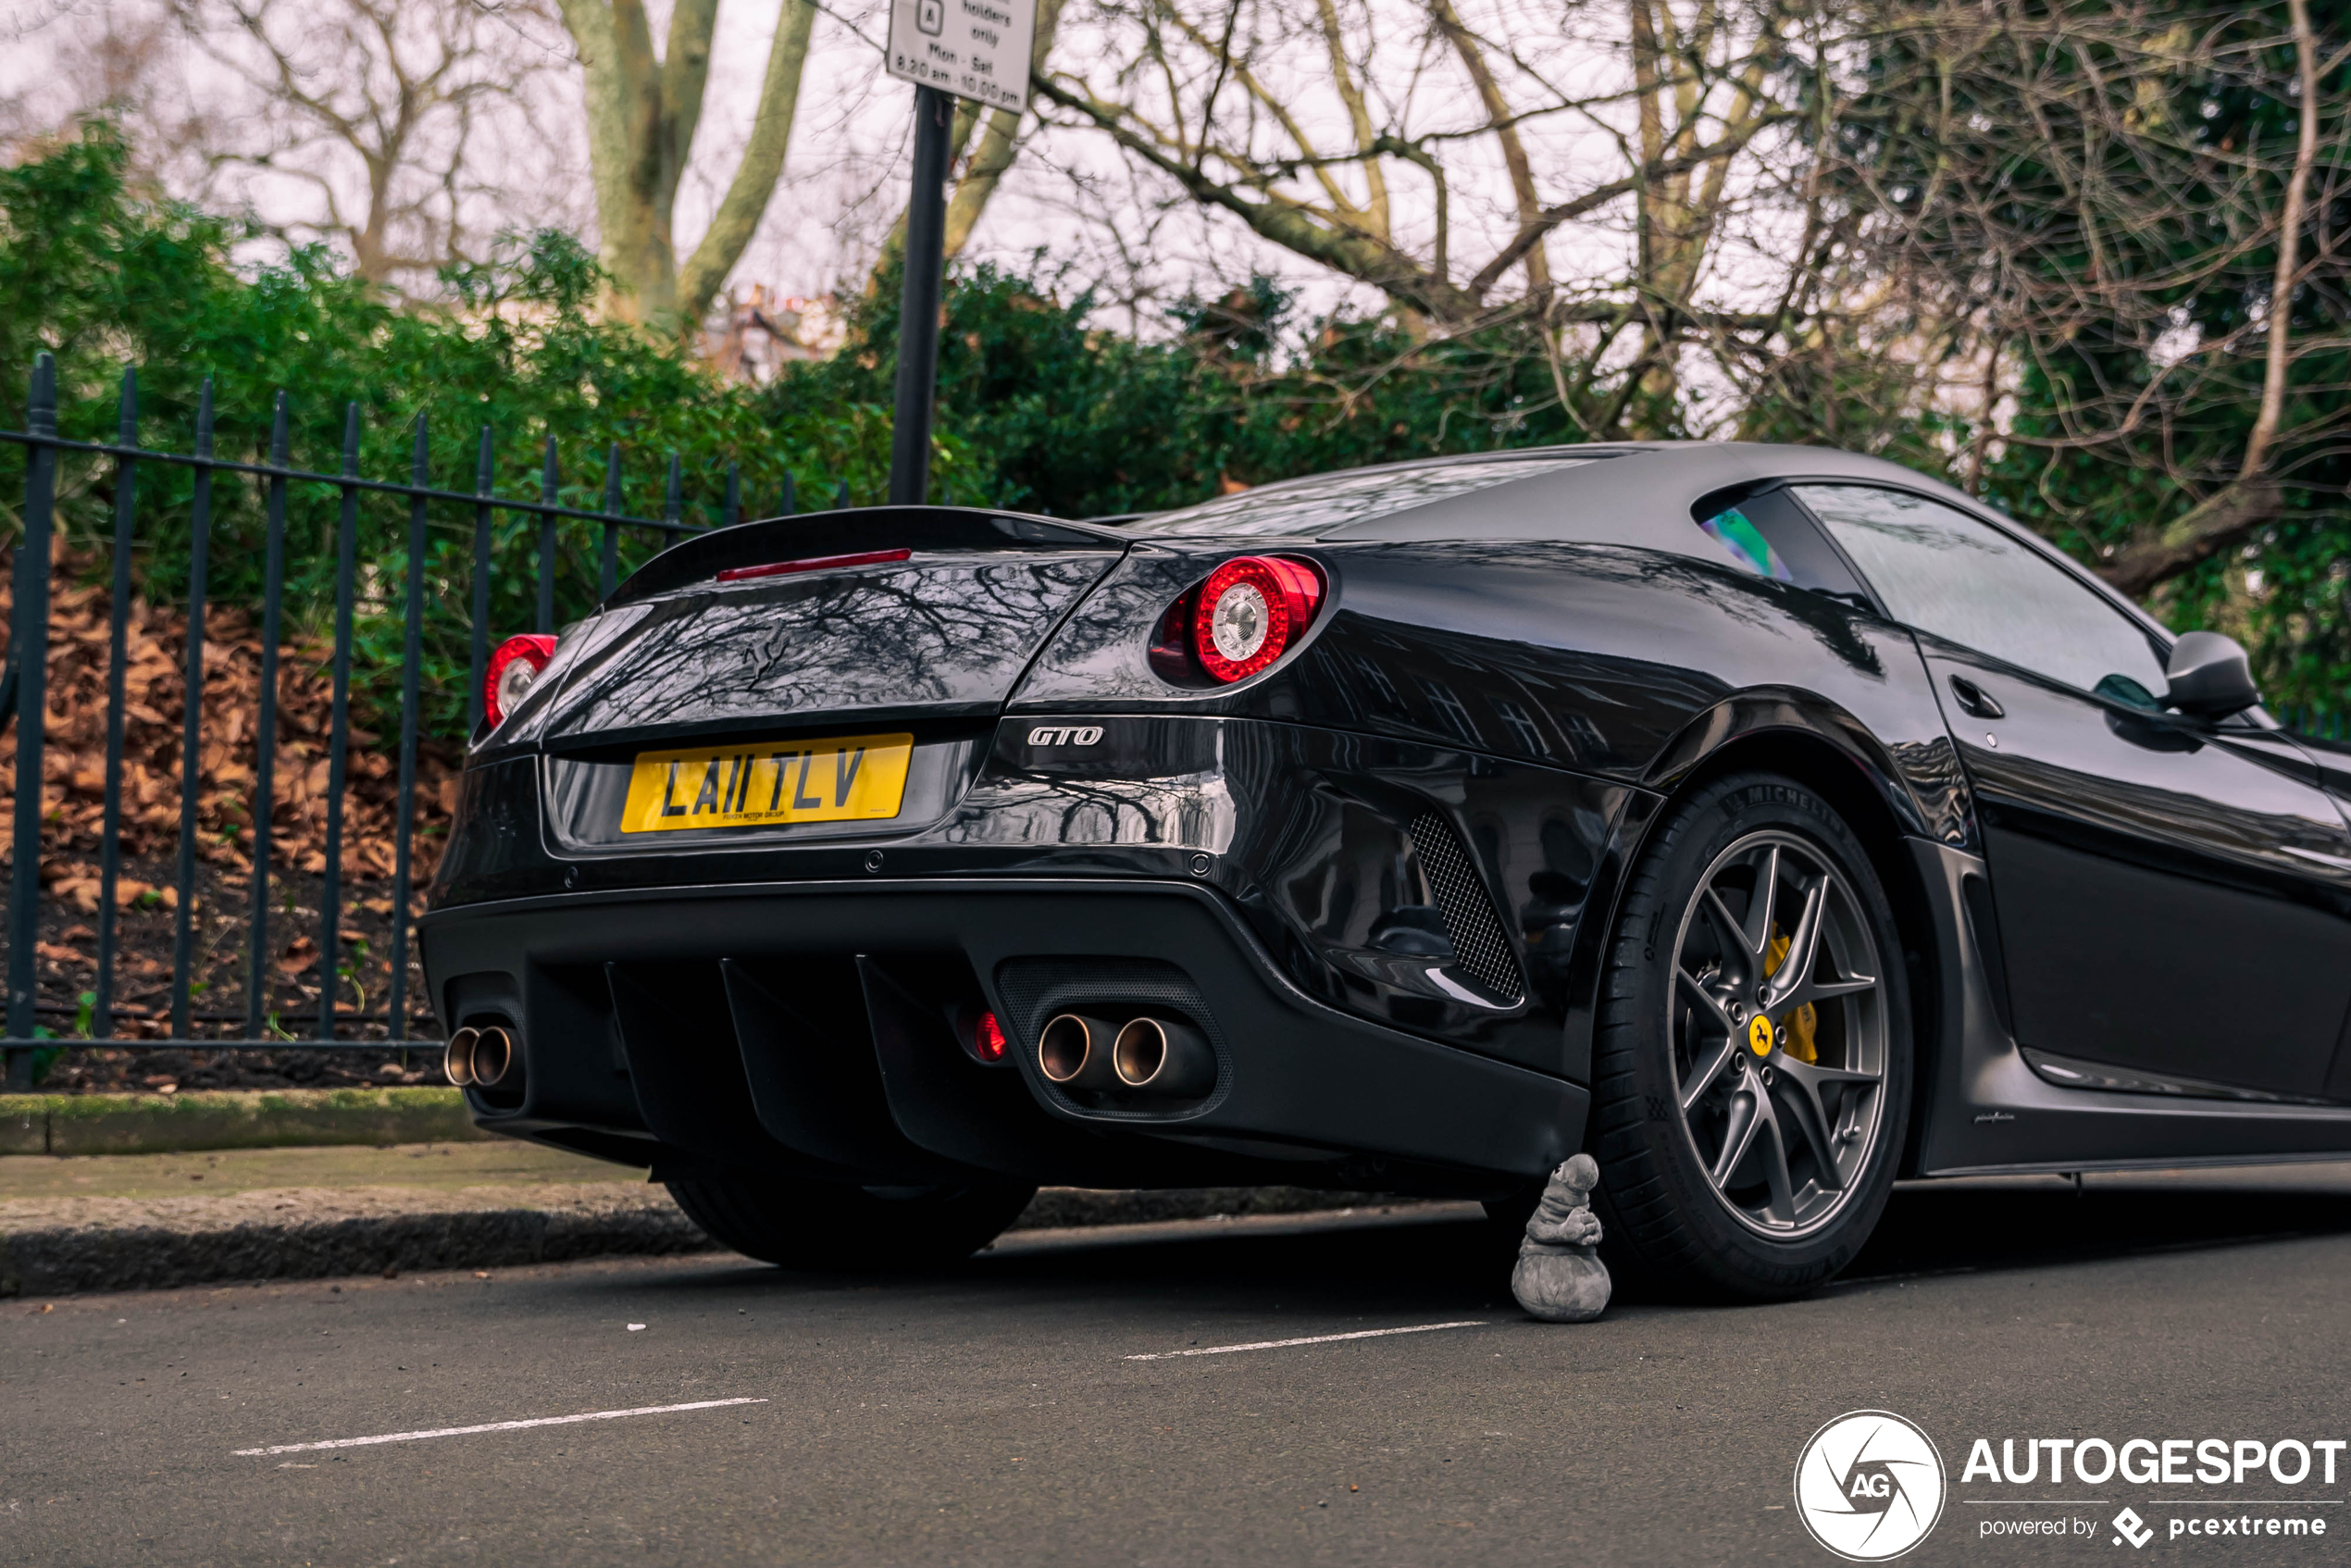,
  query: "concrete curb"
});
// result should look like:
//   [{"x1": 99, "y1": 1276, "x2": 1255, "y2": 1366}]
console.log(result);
[
  {"x1": 0, "y1": 1185, "x2": 1410, "y2": 1298},
  {"x1": 0, "y1": 1089, "x2": 485, "y2": 1156},
  {"x1": 0, "y1": 1205, "x2": 710, "y2": 1297}
]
